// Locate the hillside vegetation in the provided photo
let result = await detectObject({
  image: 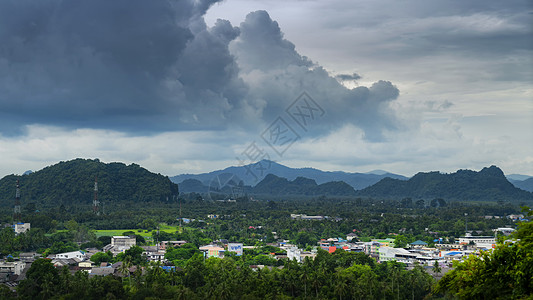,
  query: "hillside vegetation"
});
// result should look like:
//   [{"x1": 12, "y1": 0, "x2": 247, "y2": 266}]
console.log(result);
[
  {"x1": 357, "y1": 166, "x2": 533, "y2": 202},
  {"x1": 0, "y1": 159, "x2": 179, "y2": 208}
]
